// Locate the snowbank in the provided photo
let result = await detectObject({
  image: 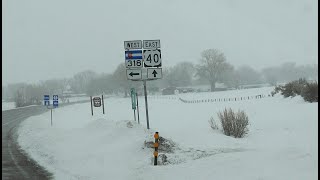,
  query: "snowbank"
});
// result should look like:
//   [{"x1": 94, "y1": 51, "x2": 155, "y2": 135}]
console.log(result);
[{"x1": 18, "y1": 88, "x2": 318, "y2": 180}]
